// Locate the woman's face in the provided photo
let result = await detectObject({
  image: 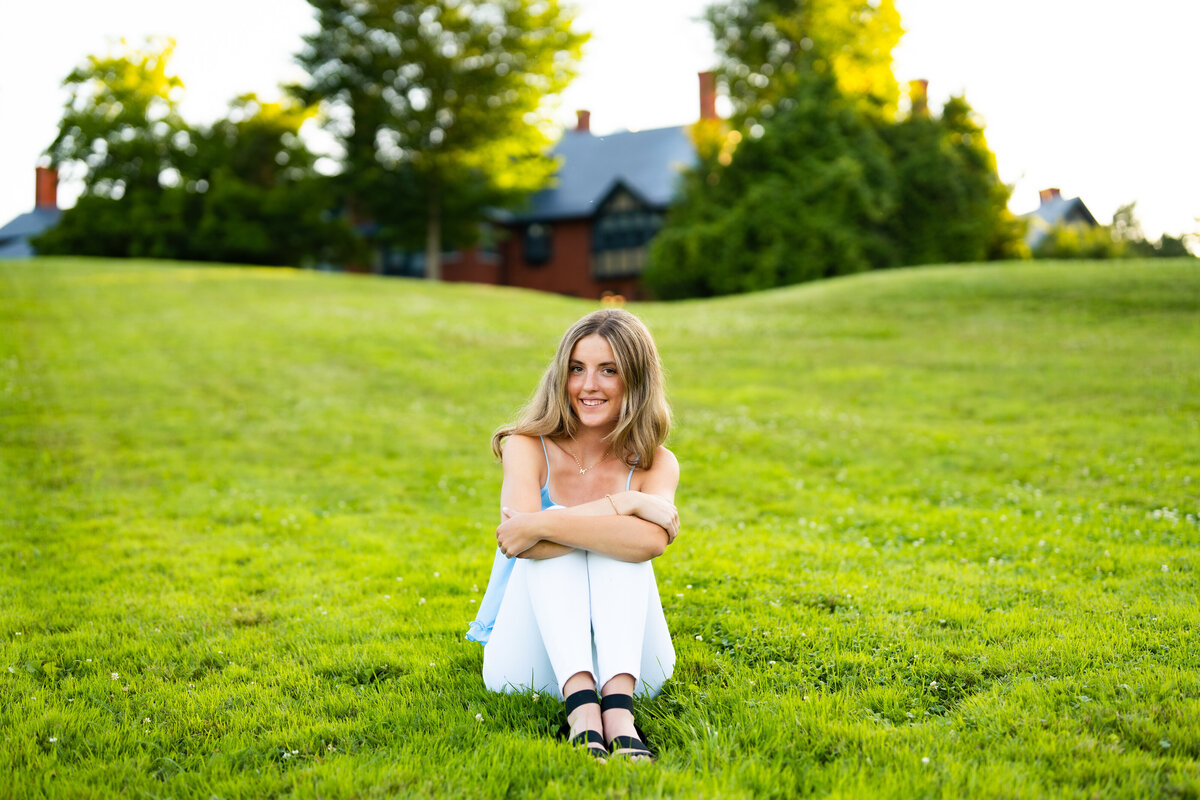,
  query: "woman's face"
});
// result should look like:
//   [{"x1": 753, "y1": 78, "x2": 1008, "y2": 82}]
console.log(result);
[{"x1": 567, "y1": 333, "x2": 624, "y2": 431}]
